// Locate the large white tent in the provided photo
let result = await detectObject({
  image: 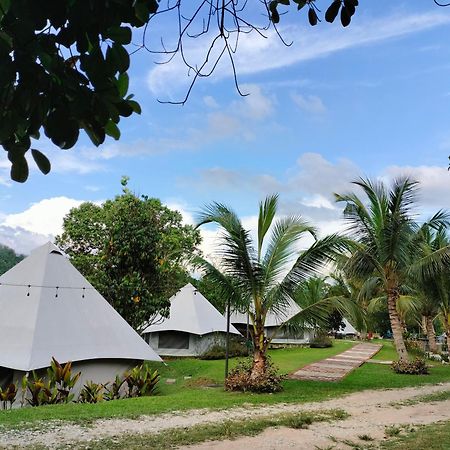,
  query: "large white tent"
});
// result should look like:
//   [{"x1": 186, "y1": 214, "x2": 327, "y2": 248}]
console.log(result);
[
  {"x1": 0, "y1": 242, "x2": 161, "y2": 391},
  {"x1": 142, "y1": 283, "x2": 241, "y2": 356},
  {"x1": 230, "y1": 299, "x2": 315, "y2": 345}
]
